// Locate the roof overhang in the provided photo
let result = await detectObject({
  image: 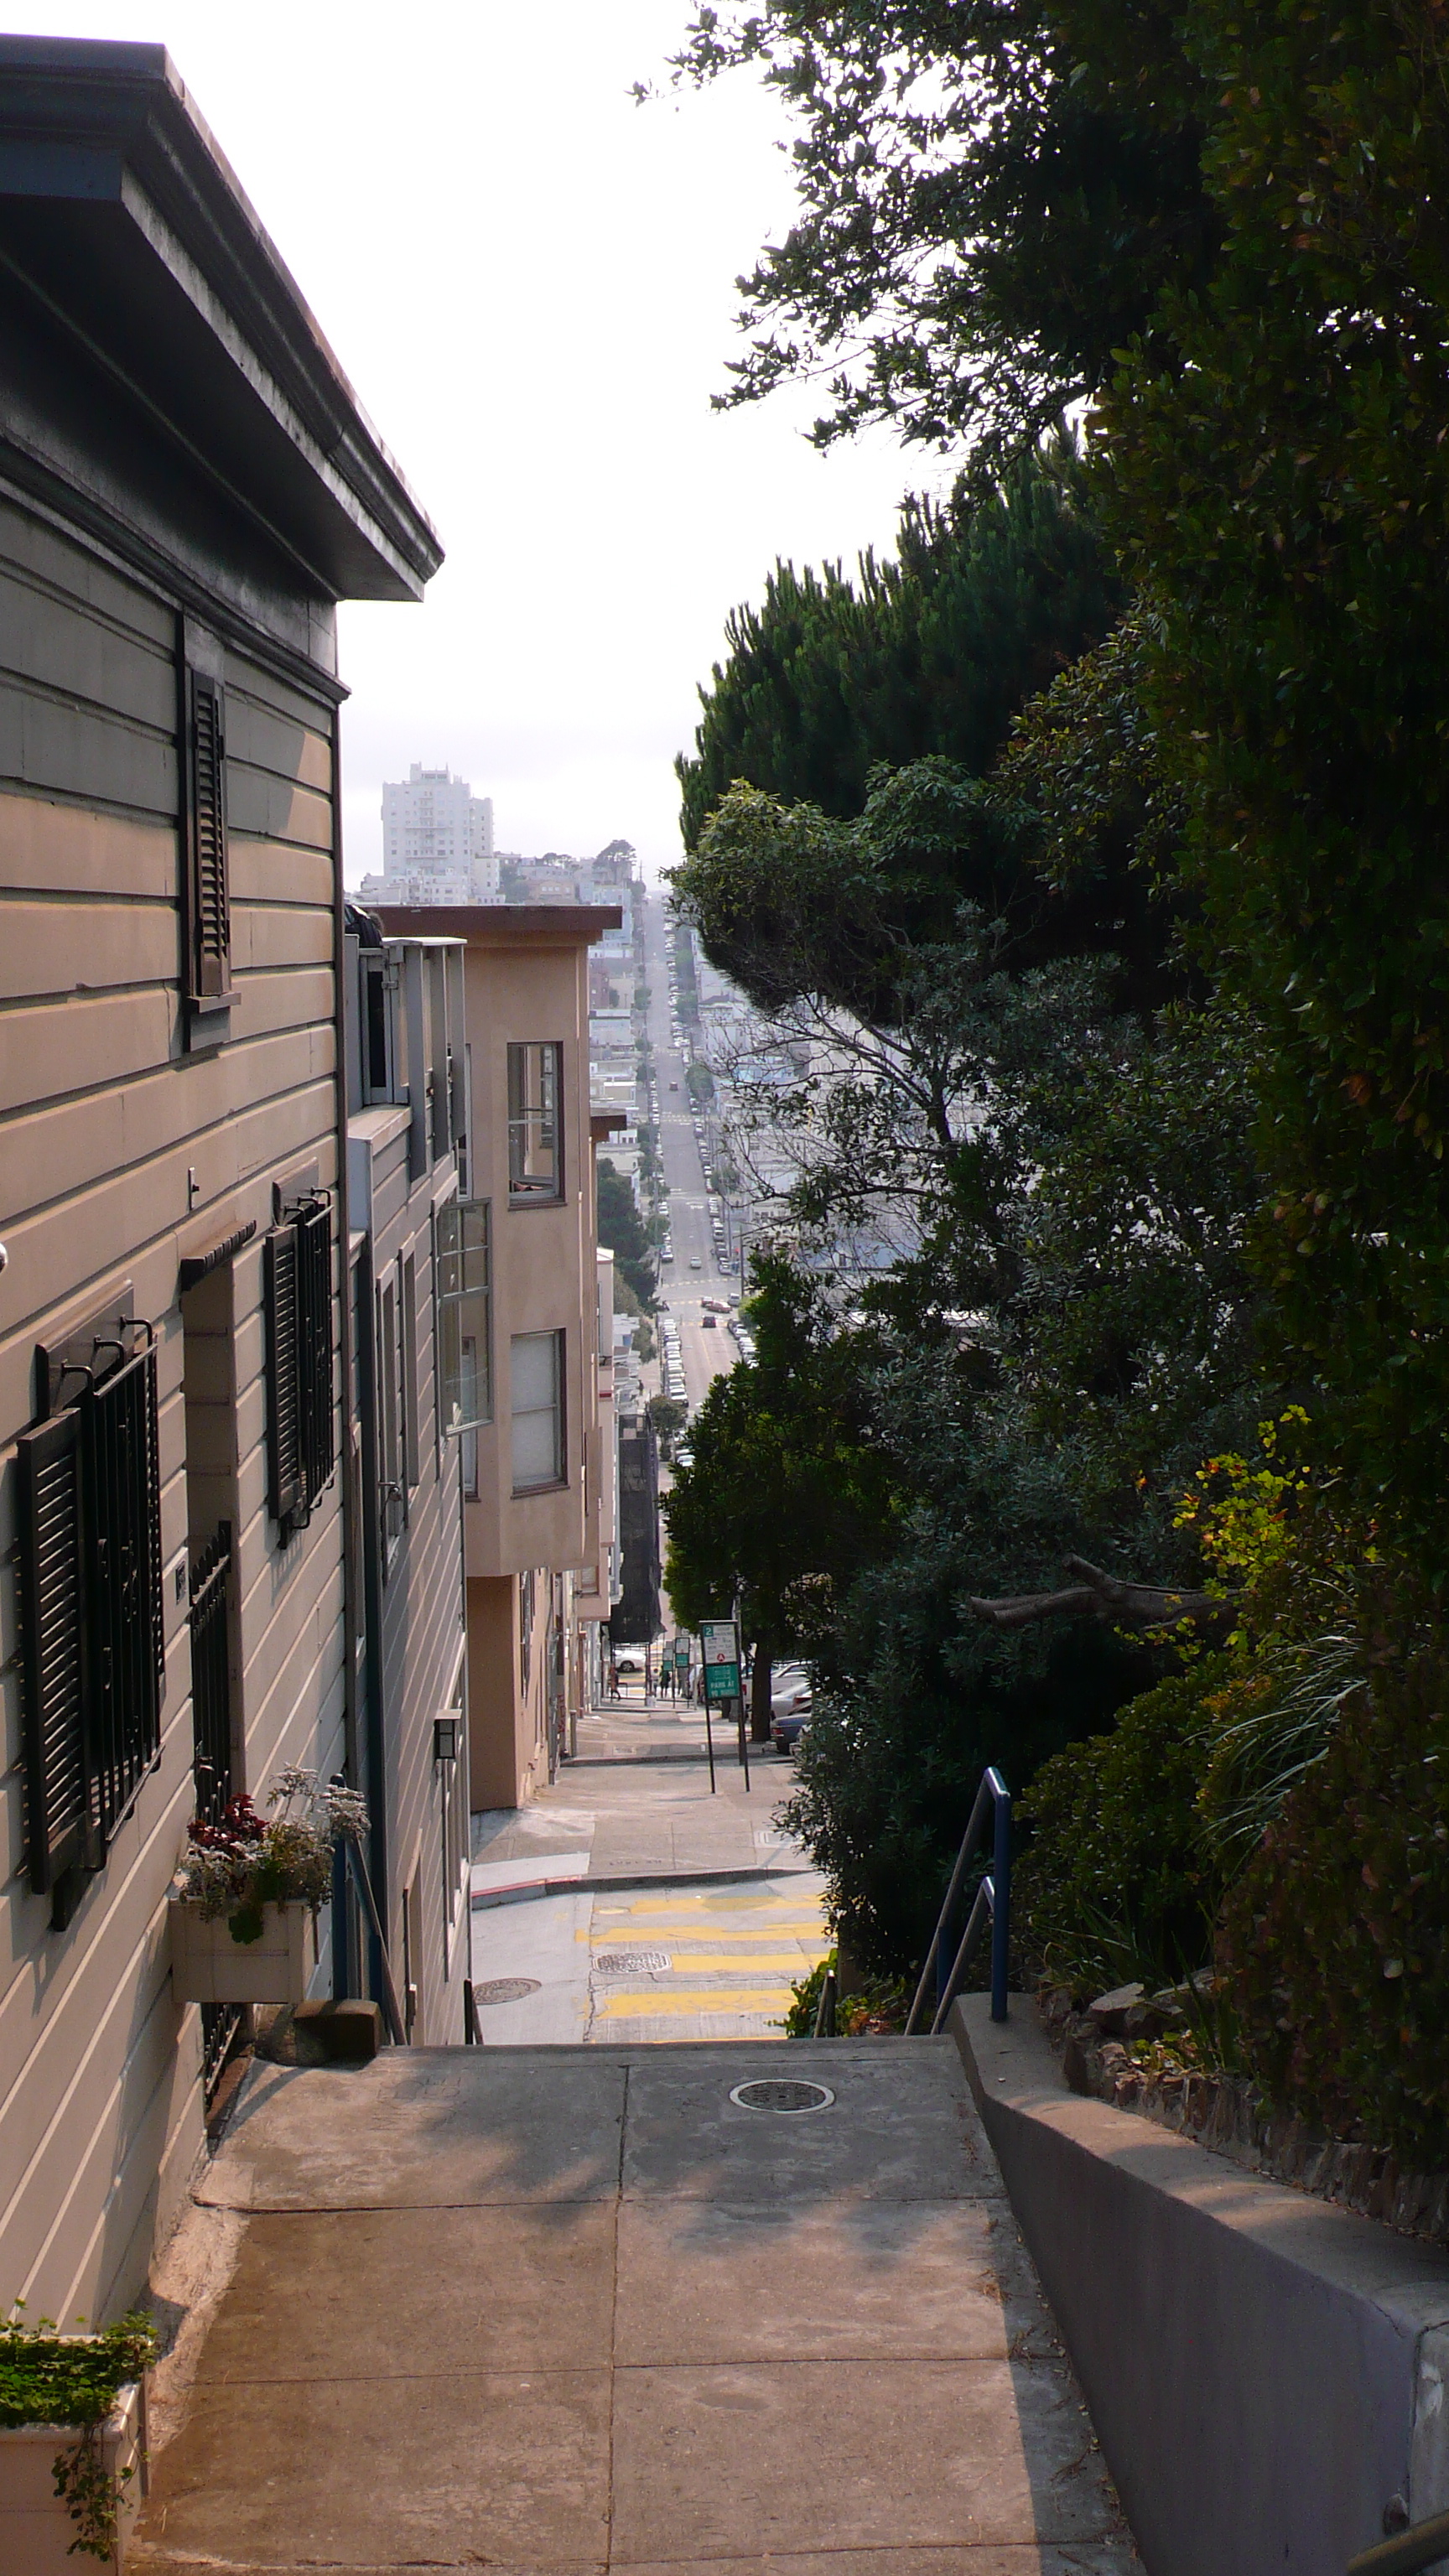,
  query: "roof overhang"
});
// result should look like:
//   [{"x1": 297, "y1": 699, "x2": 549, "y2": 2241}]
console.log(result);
[
  {"x1": 377, "y1": 903, "x2": 626, "y2": 948},
  {"x1": 0, "y1": 37, "x2": 441, "y2": 601}
]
